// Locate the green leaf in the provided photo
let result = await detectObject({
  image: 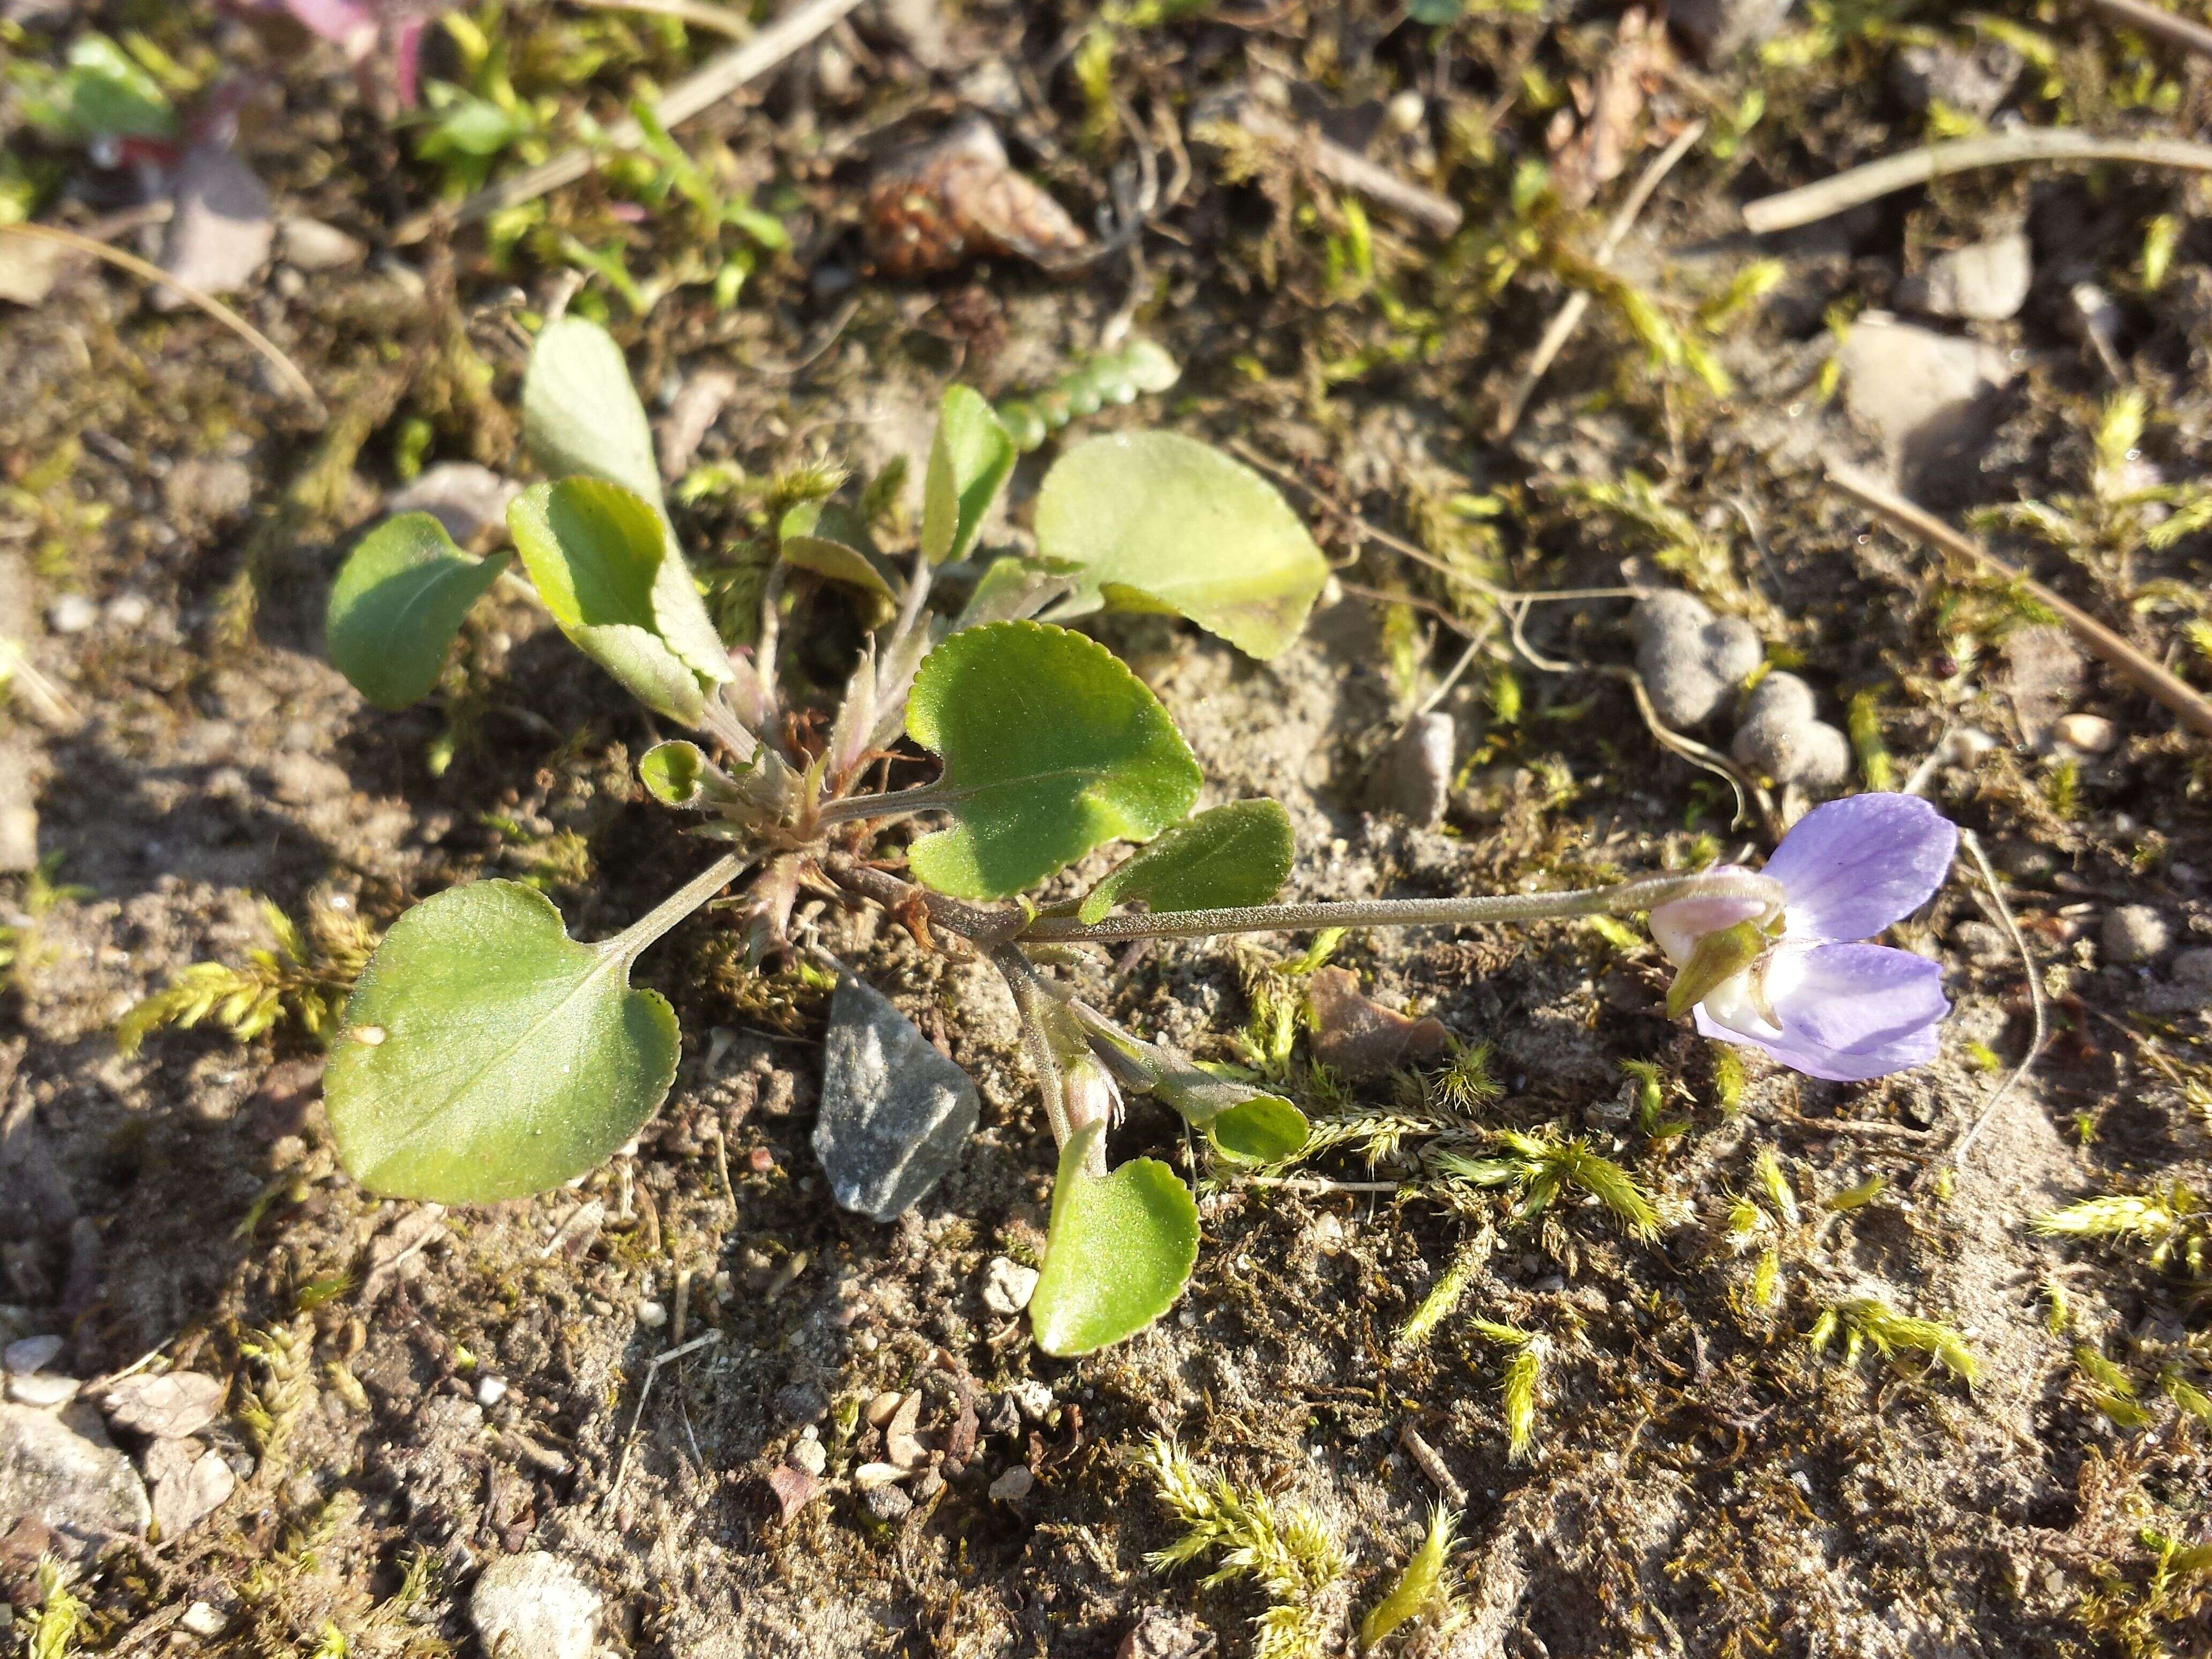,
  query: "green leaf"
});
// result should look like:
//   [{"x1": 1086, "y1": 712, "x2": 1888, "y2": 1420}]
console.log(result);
[
  {"x1": 1035, "y1": 432, "x2": 1328, "y2": 660},
  {"x1": 1078, "y1": 798, "x2": 1293, "y2": 924},
  {"x1": 520, "y1": 316, "x2": 664, "y2": 510},
  {"x1": 325, "y1": 513, "x2": 510, "y2": 711},
  {"x1": 779, "y1": 502, "x2": 896, "y2": 600},
  {"x1": 922, "y1": 385, "x2": 1016, "y2": 565},
  {"x1": 639, "y1": 740, "x2": 709, "y2": 806},
  {"x1": 6, "y1": 34, "x2": 176, "y2": 144},
  {"x1": 1207, "y1": 1095, "x2": 1311, "y2": 1163},
  {"x1": 507, "y1": 480, "x2": 709, "y2": 723},
  {"x1": 1029, "y1": 1125, "x2": 1198, "y2": 1357},
  {"x1": 325, "y1": 882, "x2": 679, "y2": 1204},
  {"x1": 905, "y1": 621, "x2": 1201, "y2": 900},
  {"x1": 517, "y1": 321, "x2": 729, "y2": 686}
]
